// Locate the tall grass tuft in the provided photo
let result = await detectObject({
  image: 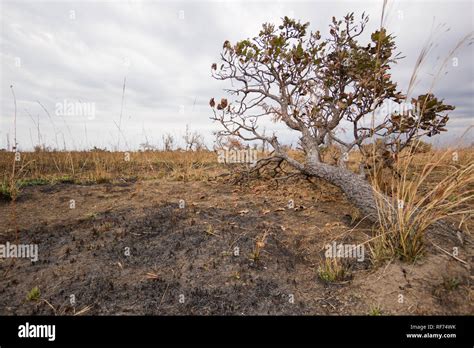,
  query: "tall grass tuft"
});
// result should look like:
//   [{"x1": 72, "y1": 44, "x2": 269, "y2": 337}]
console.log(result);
[{"x1": 369, "y1": 144, "x2": 473, "y2": 263}]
